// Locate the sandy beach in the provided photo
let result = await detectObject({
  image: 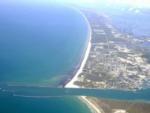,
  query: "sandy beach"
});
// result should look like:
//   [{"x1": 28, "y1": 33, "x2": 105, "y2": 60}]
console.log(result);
[
  {"x1": 79, "y1": 96, "x2": 102, "y2": 113},
  {"x1": 65, "y1": 7, "x2": 92, "y2": 88},
  {"x1": 65, "y1": 40, "x2": 91, "y2": 88},
  {"x1": 64, "y1": 8, "x2": 103, "y2": 113}
]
